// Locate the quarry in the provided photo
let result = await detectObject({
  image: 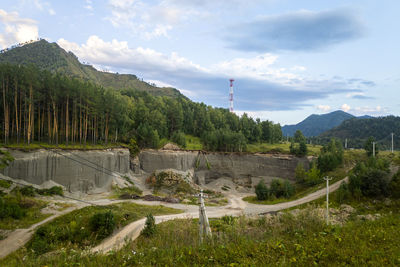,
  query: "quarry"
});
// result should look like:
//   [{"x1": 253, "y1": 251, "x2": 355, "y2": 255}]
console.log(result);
[{"x1": 1, "y1": 148, "x2": 310, "y2": 194}]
